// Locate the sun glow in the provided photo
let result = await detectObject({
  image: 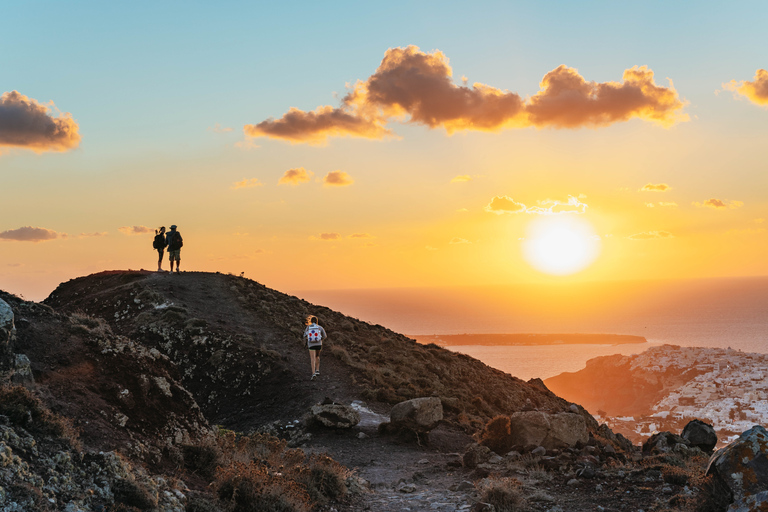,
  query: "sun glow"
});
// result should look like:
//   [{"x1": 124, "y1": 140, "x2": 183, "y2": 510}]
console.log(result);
[{"x1": 522, "y1": 216, "x2": 601, "y2": 275}]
